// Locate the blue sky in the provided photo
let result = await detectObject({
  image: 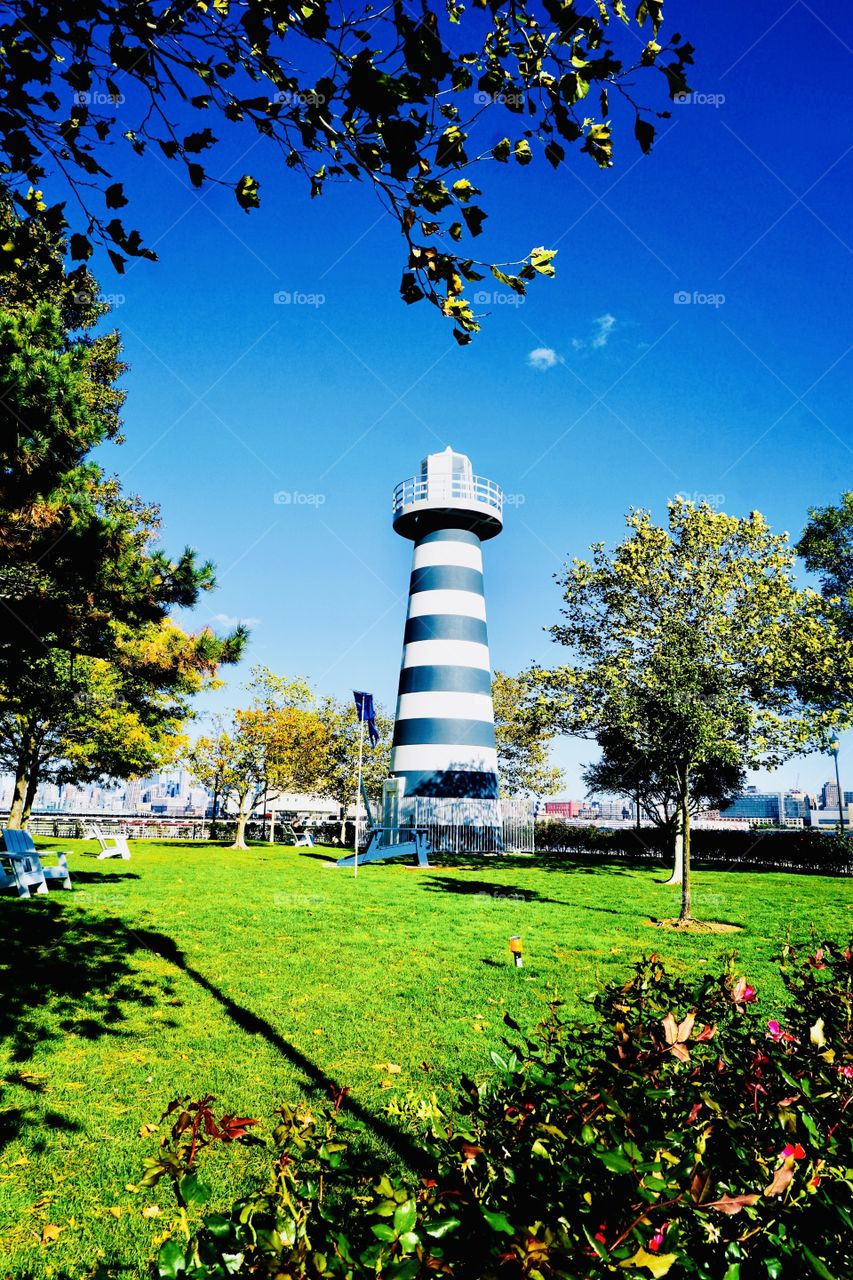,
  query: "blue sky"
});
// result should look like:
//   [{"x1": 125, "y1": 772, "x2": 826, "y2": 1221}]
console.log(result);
[{"x1": 84, "y1": 2, "x2": 853, "y2": 799}]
